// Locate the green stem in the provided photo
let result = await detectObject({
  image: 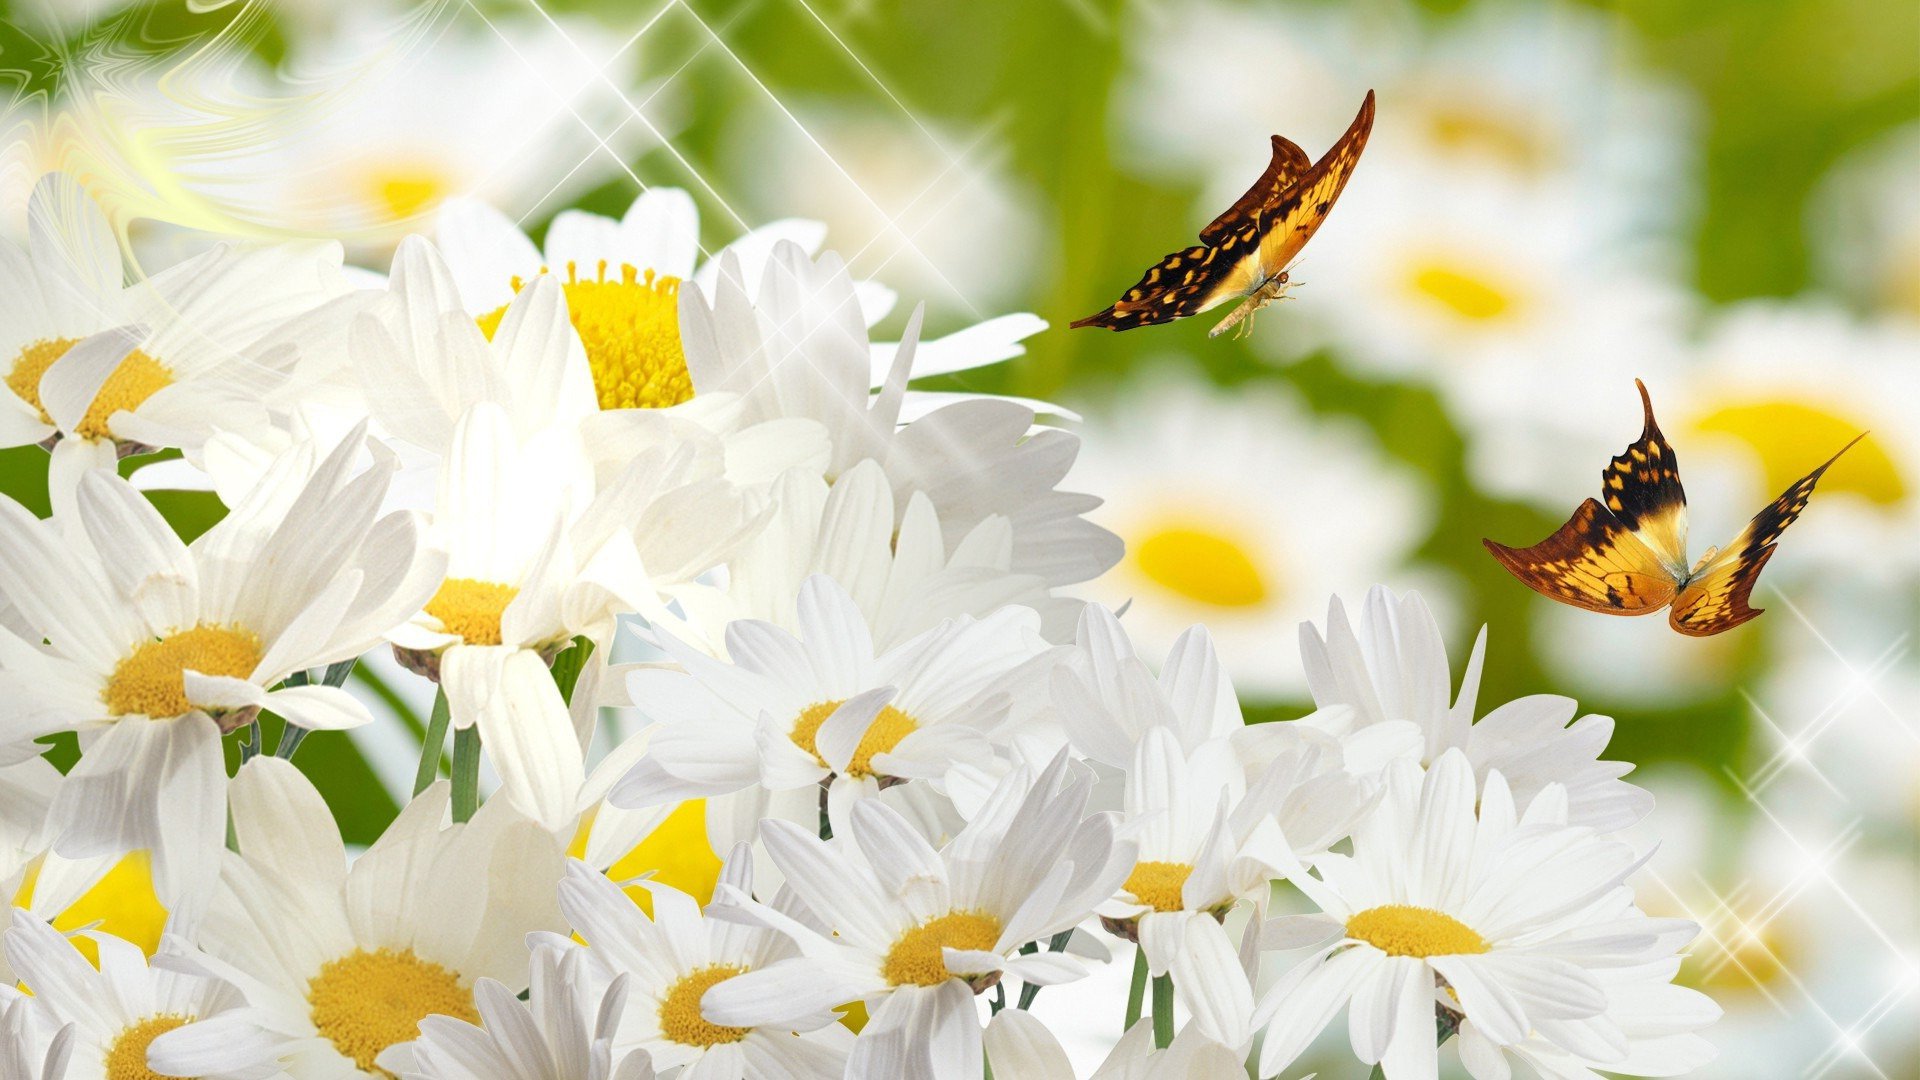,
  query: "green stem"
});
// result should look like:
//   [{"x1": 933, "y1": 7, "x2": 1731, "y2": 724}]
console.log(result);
[
  {"x1": 1368, "y1": 1068, "x2": 1385, "y2": 1080},
  {"x1": 451, "y1": 724, "x2": 481, "y2": 823},
  {"x1": 550, "y1": 636, "x2": 593, "y2": 705},
  {"x1": 1017, "y1": 931, "x2": 1073, "y2": 1009},
  {"x1": 413, "y1": 689, "x2": 451, "y2": 797},
  {"x1": 1124, "y1": 946, "x2": 1148, "y2": 1032},
  {"x1": 1151, "y1": 973, "x2": 1174, "y2": 1049},
  {"x1": 238, "y1": 718, "x2": 262, "y2": 763}
]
